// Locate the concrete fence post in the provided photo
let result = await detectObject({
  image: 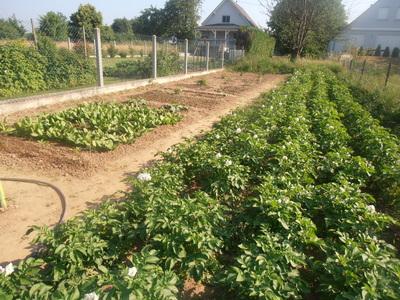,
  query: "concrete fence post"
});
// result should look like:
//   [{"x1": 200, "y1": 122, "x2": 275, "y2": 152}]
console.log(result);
[
  {"x1": 67, "y1": 37, "x2": 71, "y2": 51},
  {"x1": 95, "y1": 28, "x2": 104, "y2": 87},
  {"x1": 221, "y1": 42, "x2": 225, "y2": 68},
  {"x1": 206, "y1": 42, "x2": 210, "y2": 71},
  {"x1": 385, "y1": 60, "x2": 392, "y2": 87},
  {"x1": 185, "y1": 39, "x2": 189, "y2": 75},
  {"x1": 152, "y1": 35, "x2": 157, "y2": 79},
  {"x1": 83, "y1": 26, "x2": 88, "y2": 59},
  {"x1": 31, "y1": 18, "x2": 38, "y2": 48}
]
